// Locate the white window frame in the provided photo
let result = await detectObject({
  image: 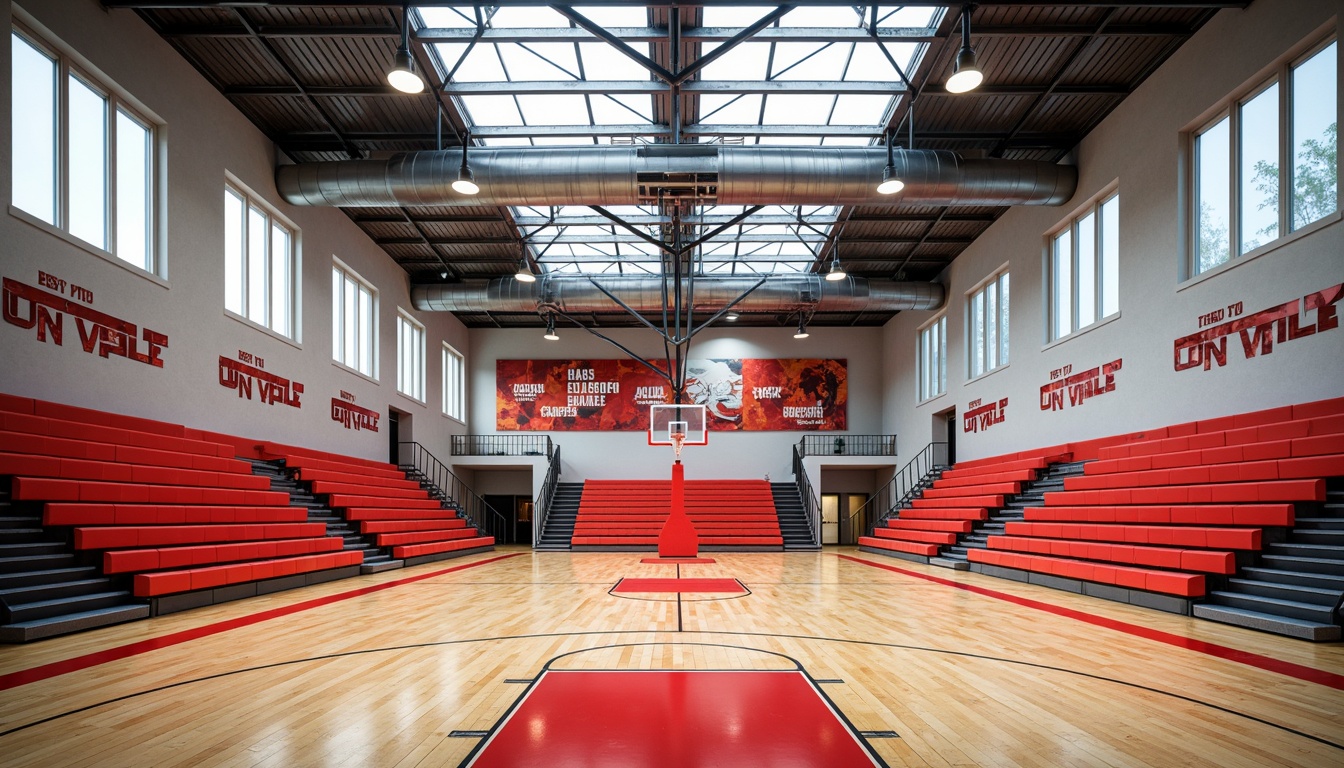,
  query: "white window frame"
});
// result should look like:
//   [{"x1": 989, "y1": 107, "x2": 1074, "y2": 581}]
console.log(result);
[
  {"x1": 396, "y1": 310, "x2": 426, "y2": 402},
  {"x1": 967, "y1": 268, "x2": 1010, "y2": 380},
  {"x1": 1186, "y1": 32, "x2": 1339, "y2": 278},
  {"x1": 1047, "y1": 186, "x2": 1120, "y2": 342},
  {"x1": 225, "y1": 178, "x2": 298, "y2": 340},
  {"x1": 10, "y1": 20, "x2": 161, "y2": 275},
  {"x1": 917, "y1": 314, "x2": 947, "y2": 403},
  {"x1": 443, "y1": 342, "x2": 466, "y2": 422},
  {"x1": 332, "y1": 259, "x2": 377, "y2": 379}
]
